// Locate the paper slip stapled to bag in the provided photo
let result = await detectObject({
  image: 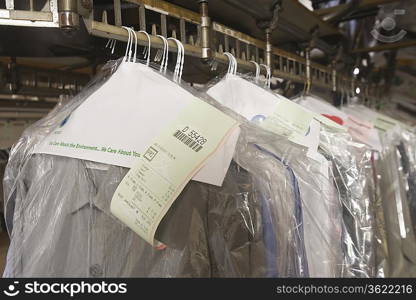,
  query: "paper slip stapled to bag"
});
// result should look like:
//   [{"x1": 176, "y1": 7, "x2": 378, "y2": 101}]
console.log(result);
[{"x1": 110, "y1": 98, "x2": 238, "y2": 246}]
